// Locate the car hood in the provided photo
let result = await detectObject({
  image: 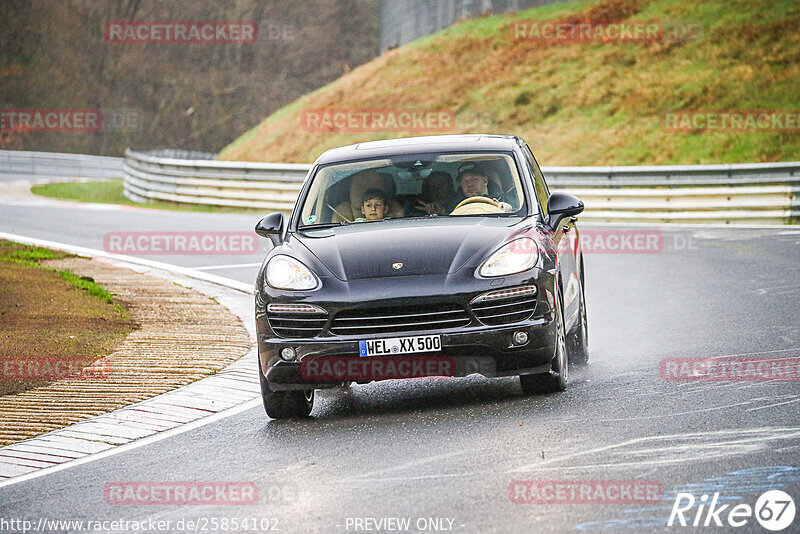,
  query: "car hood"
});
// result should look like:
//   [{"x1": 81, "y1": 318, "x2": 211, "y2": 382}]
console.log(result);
[{"x1": 293, "y1": 217, "x2": 526, "y2": 281}]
